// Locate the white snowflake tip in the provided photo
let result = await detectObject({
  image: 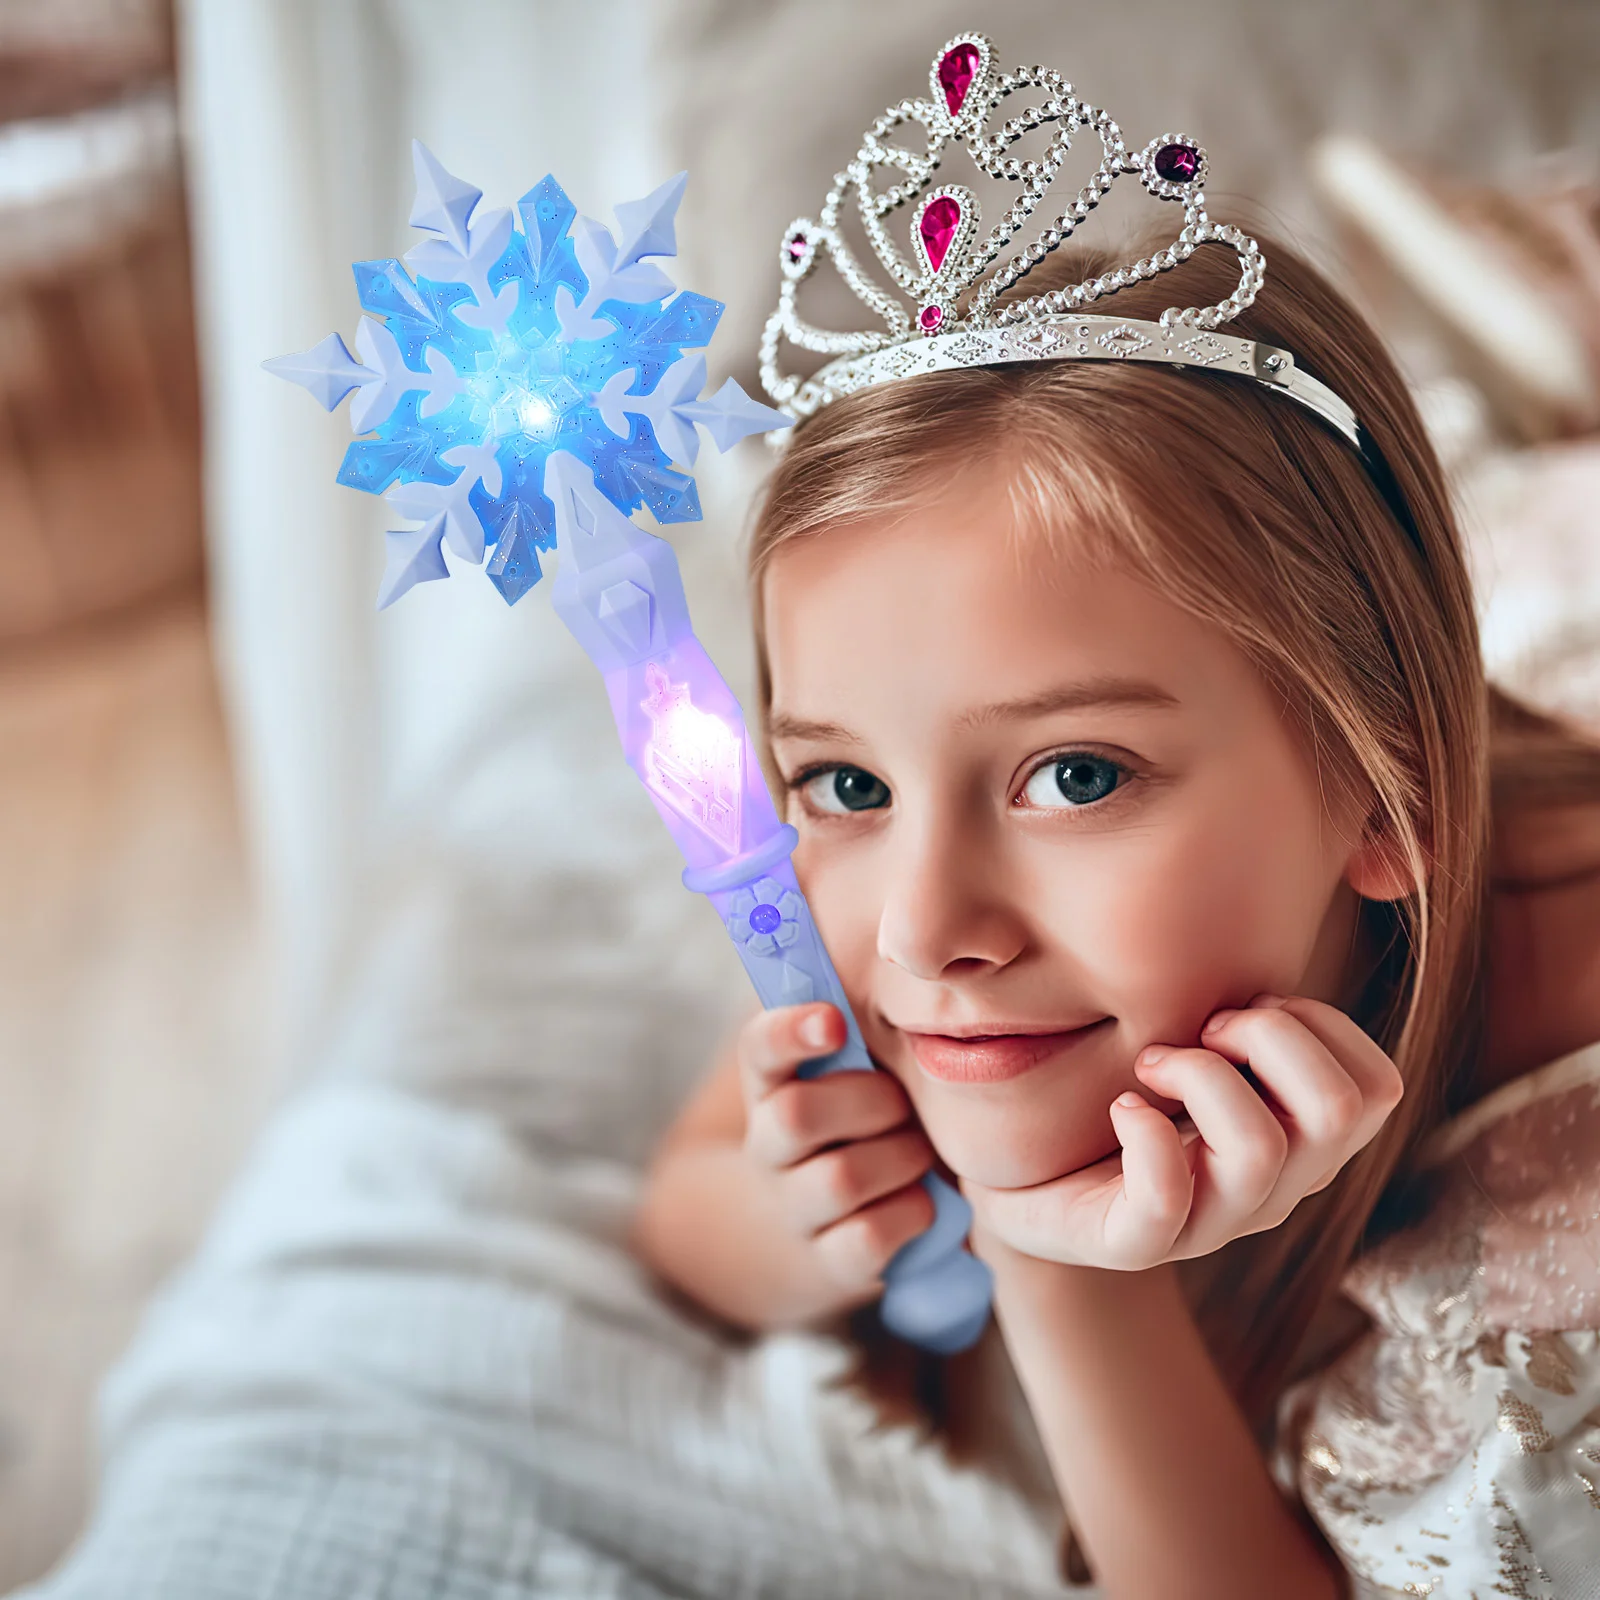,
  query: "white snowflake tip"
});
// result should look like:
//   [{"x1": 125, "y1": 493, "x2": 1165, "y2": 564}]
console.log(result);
[
  {"x1": 681, "y1": 377, "x2": 794, "y2": 452},
  {"x1": 611, "y1": 171, "x2": 688, "y2": 269},
  {"x1": 409, "y1": 141, "x2": 481, "y2": 254},
  {"x1": 261, "y1": 332, "x2": 376, "y2": 412},
  {"x1": 376, "y1": 515, "x2": 450, "y2": 609}
]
